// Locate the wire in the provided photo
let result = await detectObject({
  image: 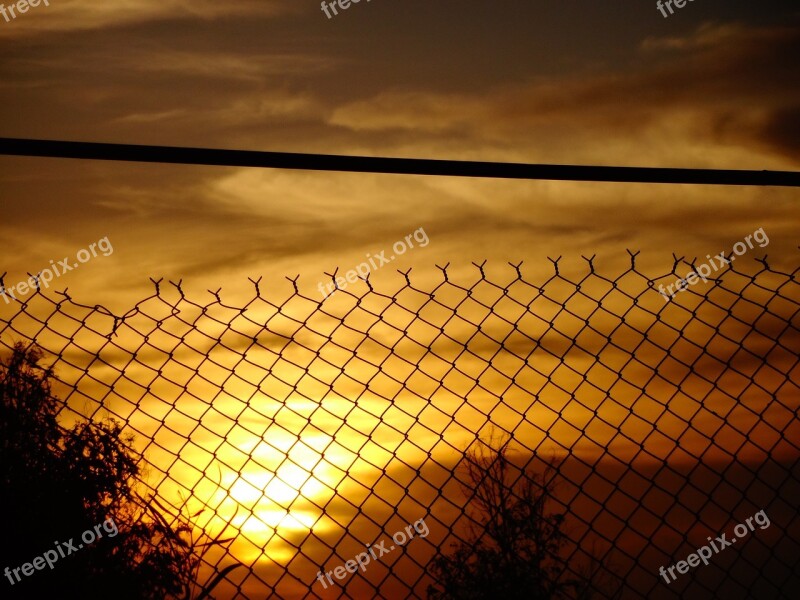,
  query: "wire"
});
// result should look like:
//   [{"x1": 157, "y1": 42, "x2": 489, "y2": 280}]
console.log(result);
[{"x1": 1, "y1": 137, "x2": 799, "y2": 186}]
